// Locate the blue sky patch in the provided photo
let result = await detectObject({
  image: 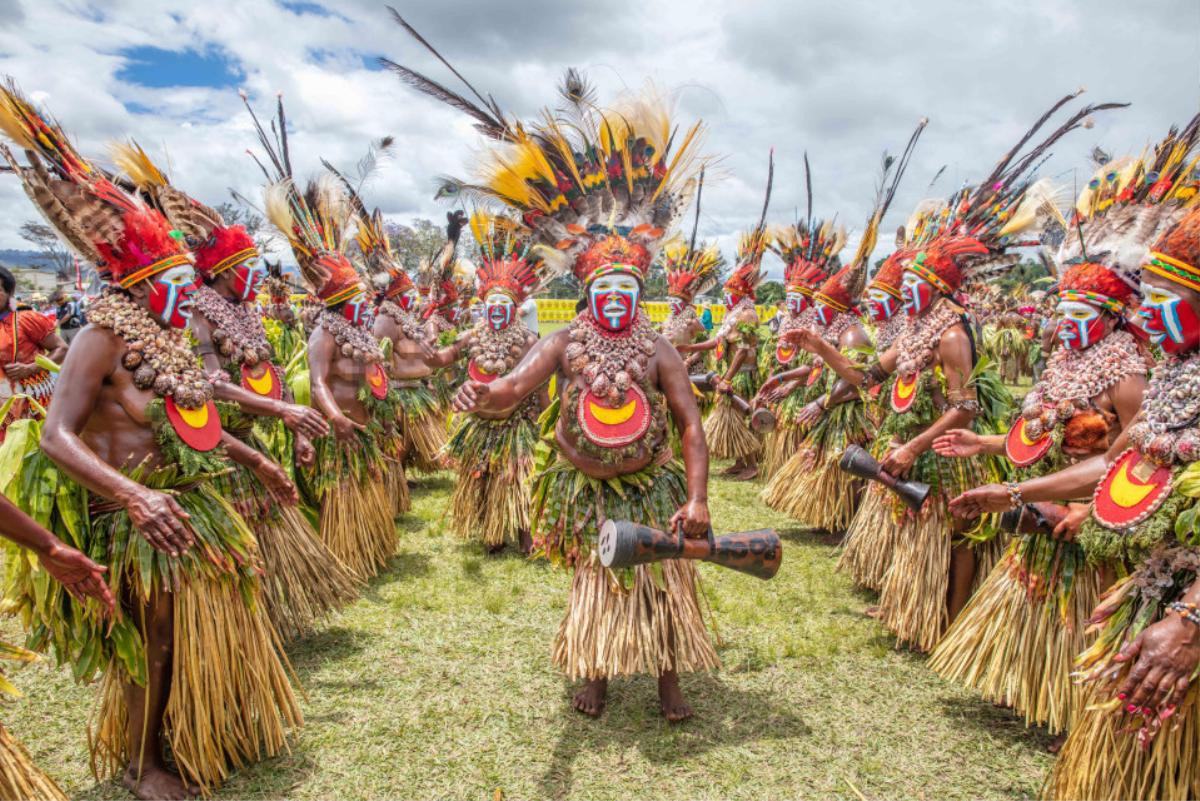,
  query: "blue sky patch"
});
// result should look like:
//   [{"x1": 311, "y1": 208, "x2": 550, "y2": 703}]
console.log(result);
[{"x1": 116, "y1": 45, "x2": 243, "y2": 89}]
